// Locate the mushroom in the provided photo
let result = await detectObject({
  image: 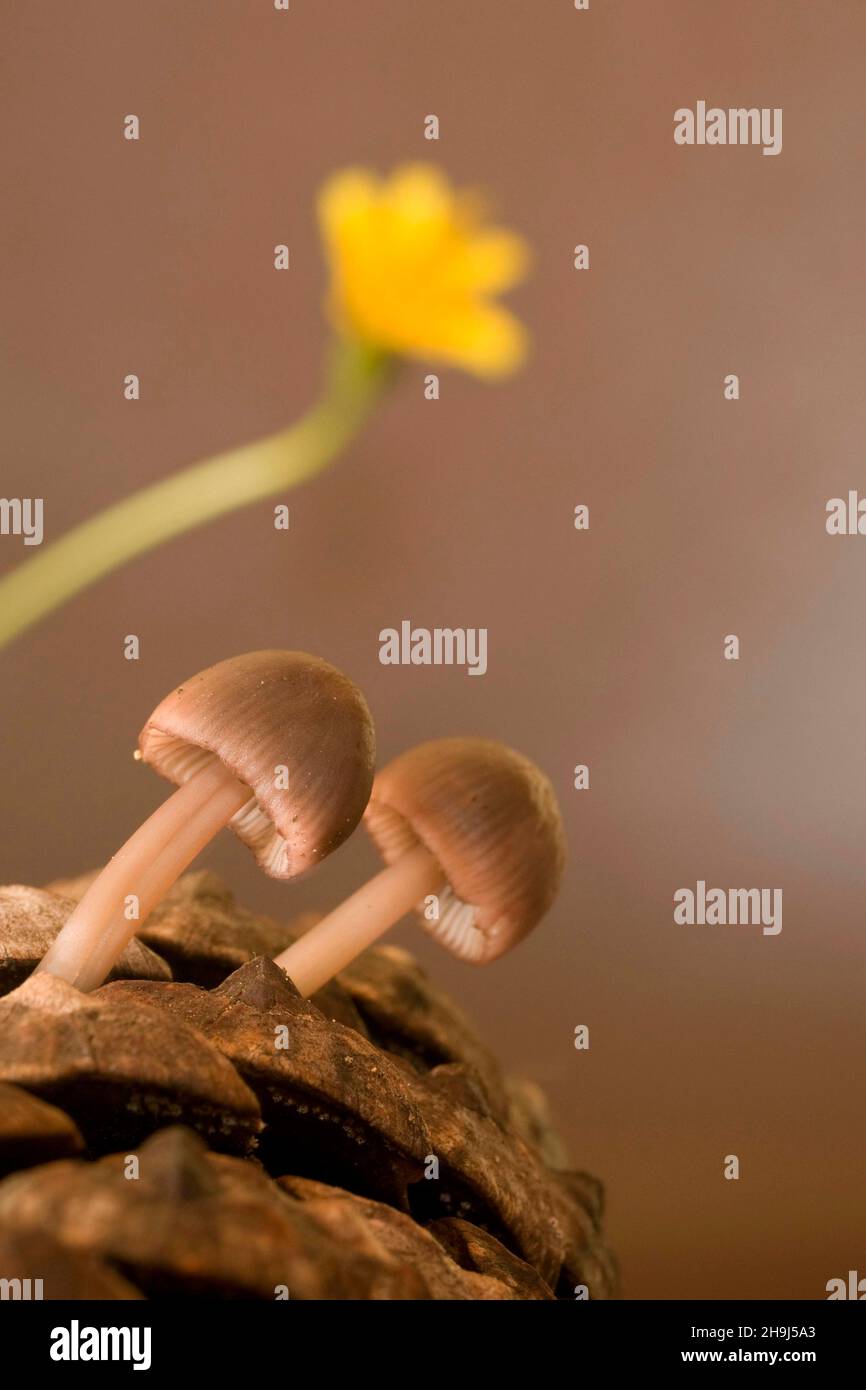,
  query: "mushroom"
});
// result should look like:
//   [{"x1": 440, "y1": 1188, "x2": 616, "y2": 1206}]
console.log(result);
[
  {"x1": 274, "y1": 737, "x2": 566, "y2": 997},
  {"x1": 36, "y1": 651, "x2": 375, "y2": 992}
]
